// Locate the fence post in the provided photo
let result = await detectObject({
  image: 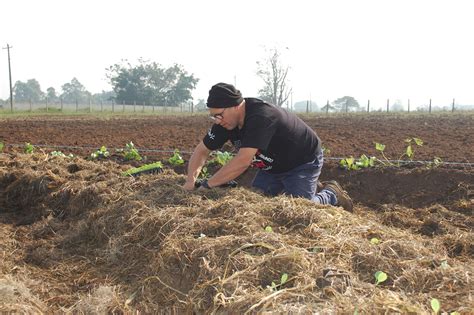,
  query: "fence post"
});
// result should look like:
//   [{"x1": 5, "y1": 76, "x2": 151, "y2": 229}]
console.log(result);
[
  {"x1": 46, "y1": 97, "x2": 49, "y2": 112},
  {"x1": 134, "y1": 101, "x2": 136, "y2": 113},
  {"x1": 29, "y1": 99, "x2": 32, "y2": 112},
  {"x1": 386, "y1": 99, "x2": 389, "y2": 113},
  {"x1": 89, "y1": 97, "x2": 92, "y2": 113},
  {"x1": 326, "y1": 100, "x2": 329, "y2": 114},
  {"x1": 60, "y1": 98, "x2": 63, "y2": 112},
  {"x1": 75, "y1": 99, "x2": 78, "y2": 112},
  {"x1": 112, "y1": 100, "x2": 115, "y2": 113},
  {"x1": 429, "y1": 99, "x2": 432, "y2": 113},
  {"x1": 152, "y1": 104, "x2": 155, "y2": 113},
  {"x1": 452, "y1": 98, "x2": 455, "y2": 112},
  {"x1": 367, "y1": 99, "x2": 370, "y2": 112}
]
